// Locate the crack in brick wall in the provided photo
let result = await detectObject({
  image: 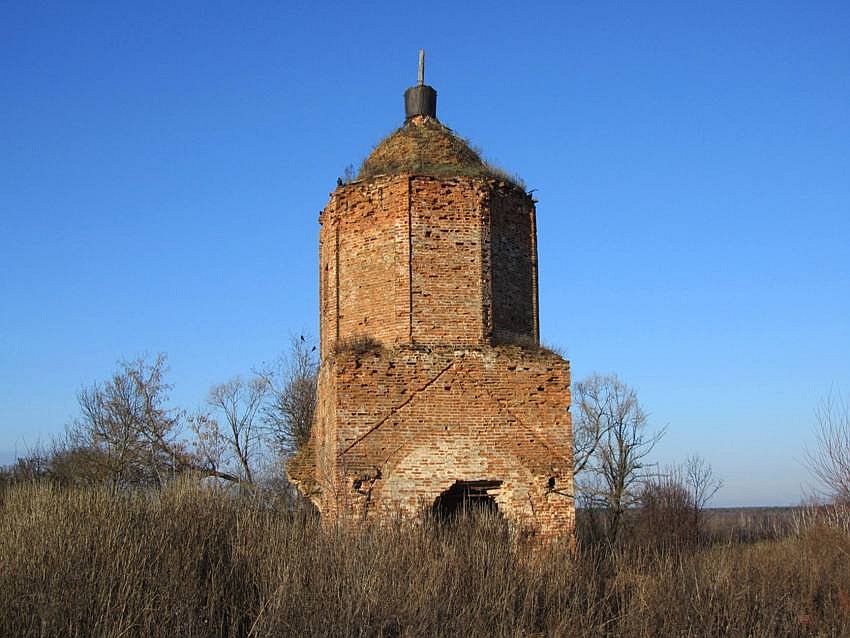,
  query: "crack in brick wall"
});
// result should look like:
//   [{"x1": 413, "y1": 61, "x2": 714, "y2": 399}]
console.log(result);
[{"x1": 339, "y1": 357, "x2": 456, "y2": 456}]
